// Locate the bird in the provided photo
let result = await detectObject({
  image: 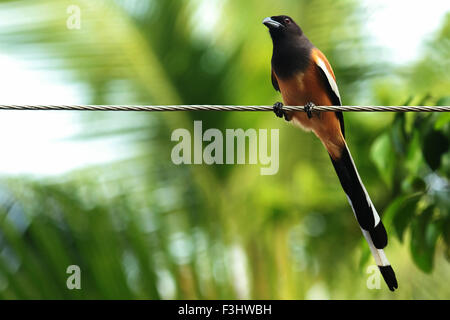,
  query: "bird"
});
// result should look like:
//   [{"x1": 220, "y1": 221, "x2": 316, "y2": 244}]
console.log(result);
[{"x1": 263, "y1": 15, "x2": 398, "y2": 291}]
